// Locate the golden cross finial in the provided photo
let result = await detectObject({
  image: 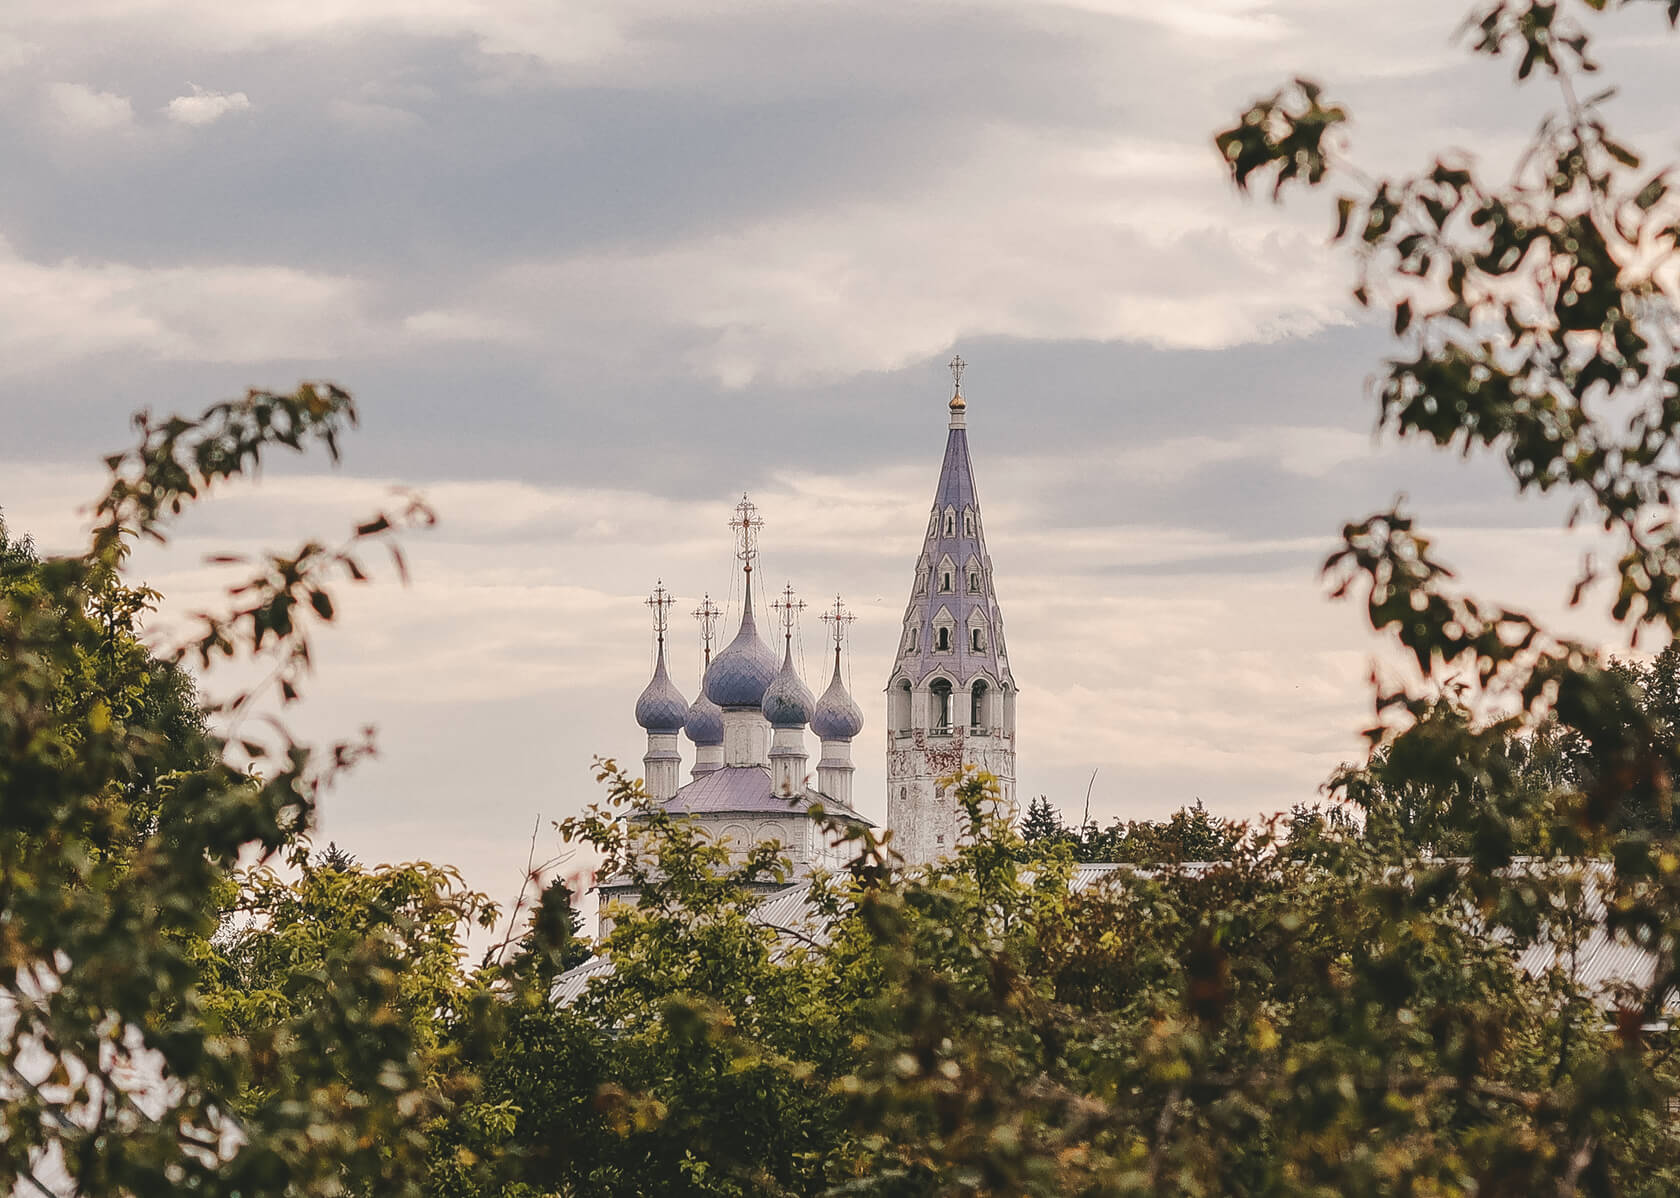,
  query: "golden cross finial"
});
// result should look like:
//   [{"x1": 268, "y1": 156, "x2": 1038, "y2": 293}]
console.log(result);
[
  {"x1": 692, "y1": 593, "x2": 721, "y2": 663},
  {"x1": 644, "y1": 579, "x2": 675, "y2": 640},
  {"x1": 770, "y1": 581, "x2": 805, "y2": 644},
  {"x1": 949, "y1": 354, "x2": 966, "y2": 397},
  {"x1": 820, "y1": 593, "x2": 856, "y2": 655},
  {"x1": 729, "y1": 493, "x2": 763, "y2": 570}
]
